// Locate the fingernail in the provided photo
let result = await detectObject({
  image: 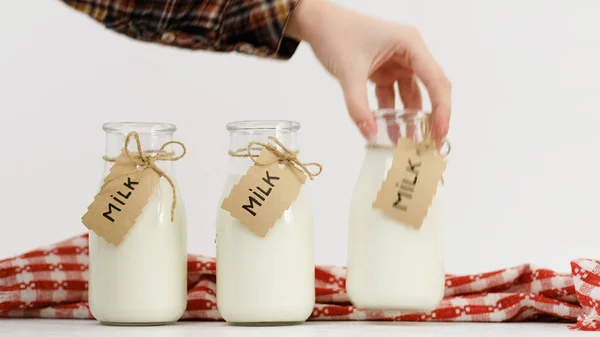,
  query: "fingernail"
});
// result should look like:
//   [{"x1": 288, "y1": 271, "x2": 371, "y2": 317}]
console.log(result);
[{"x1": 357, "y1": 121, "x2": 377, "y2": 142}]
